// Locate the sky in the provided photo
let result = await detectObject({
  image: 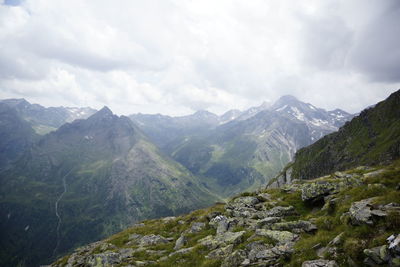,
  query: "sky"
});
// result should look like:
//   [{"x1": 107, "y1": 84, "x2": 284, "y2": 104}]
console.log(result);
[{"x1": 0, "y1": 0, "x2": 399, "y2": 116}]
